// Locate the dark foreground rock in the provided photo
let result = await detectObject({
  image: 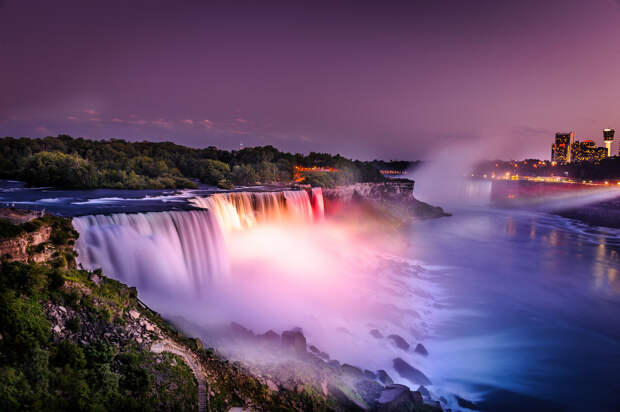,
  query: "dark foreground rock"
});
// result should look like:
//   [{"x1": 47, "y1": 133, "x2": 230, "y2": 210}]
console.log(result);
[
  {"x1": 281, "y1": 328, "x2": 307, "y2": 354},
  {"x1": 342, "y1": 363, "x2": 366, "y2": 378},
  {"x1": 456, "y1": 395, "x2": 478, "y2": 410},
  {"x1": 414, "y1": 343, "x2": 429, "y2": 356},
  {"x1": 372, "y1": 384, "x2": 425, "y2": 412},
  {"x1": 377, "y1": 369, "x2": 394, "y2": 385},
  {"x1": 388, "y1": 334, "x2": 410, "y2": 350},
  {"x1": 370, "y1": 329, "x2": 384, "y2": 338},
  {"x1": 393, "y1": 358, "x2": 432, "y2": 386}
]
